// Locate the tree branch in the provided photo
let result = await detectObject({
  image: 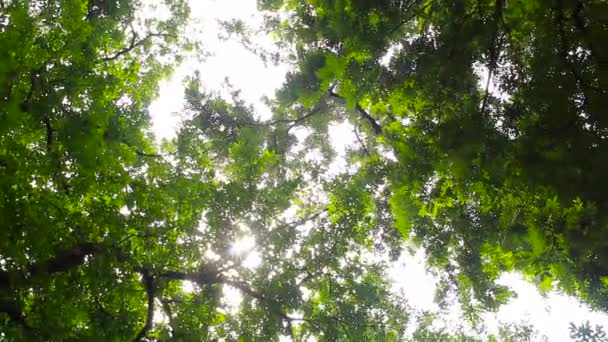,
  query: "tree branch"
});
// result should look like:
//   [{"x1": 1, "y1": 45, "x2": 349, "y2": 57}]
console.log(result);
[
  {"x1": 103, "y1": 33, "x2": 176, "y2": 62},
  {"x1": 249, "y1": 105, "x2": 323, "y2": 133},
  {"x1": 0, "y1": 301, "x2": 31, "y2": 332},
  {"x1": 0, "y1": 244, "x2": 104, "y2": 335},
  {"x1": 480, "y1": 67, "x2": 493, "y2": 116},
  {"x1": 388, "y1": 0, "x2": 435, "y2": 37},
  {"x1": 328, "y1": 89, "x2": 383, "y2": 134},
  {"x1": 480, "y1": 0, "x2": 505, "y2": 116},
  {"x1": 133, "y1": 269, "x2": 155, "y2": 342},
  {"x1": 354, "y1": 125, "x2": 371, "y2": 156},
  {"x1": 572, "y1": 0, "x2": 604, "y2": 66},
  {"x1": 160, "y1": 299, "x2": 176, "y2": 338},
  {"x1": 159, "y1": 269, "x2": 272, "y2": 316},
  {"x1": 0, "y1": 242, "x2": 102, "y2": 293},
  {"x1": 158, "y1": 267, "x2": 224, "y2": 286},
  {"x1": 120, "y1": 139, "x2": 176, "y2": 159},
  {"x1": 157, "y1": 263, "x2": 388, "y2": 338},
  {"x1": 43, "y1": 116, "x2": 54, "y2": 152},
  {"x1": 554, "y1": 0, "x2": 605, "y2": 94},
  {"x1": 135, "y1": 150, "x2": 176, "y2": 159},
  {"x1": 222, "y1": 278, "x2": 266, "y2": 301},
  {"x1": 39, "y1": 242, "x2": 101, "y2": 275},
  {"x1": 296, "y1": 239, "x2": 338, "y2": 287}
]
